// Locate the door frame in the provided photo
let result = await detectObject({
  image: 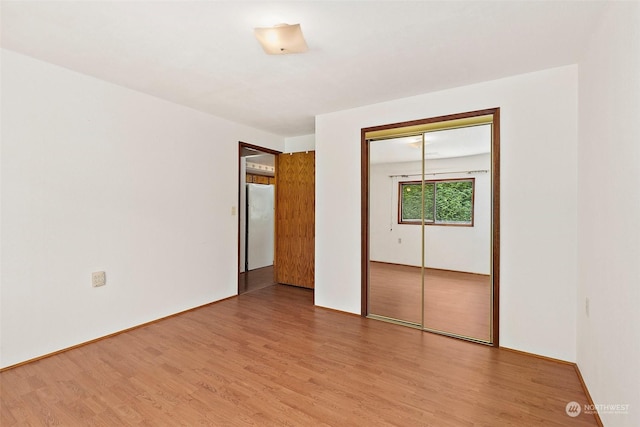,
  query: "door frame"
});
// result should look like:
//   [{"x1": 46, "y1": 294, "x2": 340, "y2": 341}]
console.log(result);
[
  {"x1": 238, "y1": 141, "x2": 282, "y2": 294},
  {"x1": 360, "y1": 108, "x2": 500, "y2": 347}
]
